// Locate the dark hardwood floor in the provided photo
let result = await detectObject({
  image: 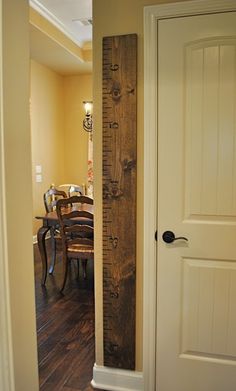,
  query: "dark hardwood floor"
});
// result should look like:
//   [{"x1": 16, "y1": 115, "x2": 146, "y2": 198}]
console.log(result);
[{"x1": 34, "y1": 241, "x2": 103, "y2": 391}]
